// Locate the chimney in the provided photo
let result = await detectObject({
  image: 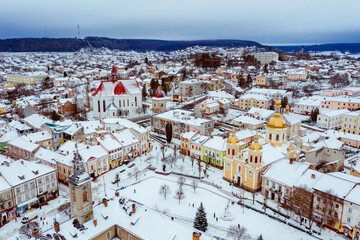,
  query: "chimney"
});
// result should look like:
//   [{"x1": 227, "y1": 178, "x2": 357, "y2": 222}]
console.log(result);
[
  {"x1": 42, "y1": 132, "x2": 44, "y2": 135},
  {"x1": 21, "y1": 160, "x2": 24, "y2": 165},
  {"x1": 75, "y1": 144, "x2": 77, "y2": 149},
  {"x1": 102, "y1": 198, "x2": 108, "y2": 207},
  {"x1": 193, "y1": 232, "x2": 201, "y2": 240},
  {"x1": 309, "y1": 165, "x2": 313, "y2": 169},
  {"x1": 54, "y1": 221, "x2": 60, "y2": 232},
  {"x1": 289, "y1": 158, "x2": 294, "y2": 164},
  {"x1": 311, "y1": 174, "x2": 315, "y2": 179},
  {"x1": 132, "y1": 203, "x2": 136, "y2": 214},
  {"x1": 66, "y1": 151, "x2": 69, "y2": 155},
  {"x1": 93, "y1": 219, "x2": 97, "y2": 227},
  {"x1": 87, "y1": 146, "x2": 89, "y2": 149}
]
